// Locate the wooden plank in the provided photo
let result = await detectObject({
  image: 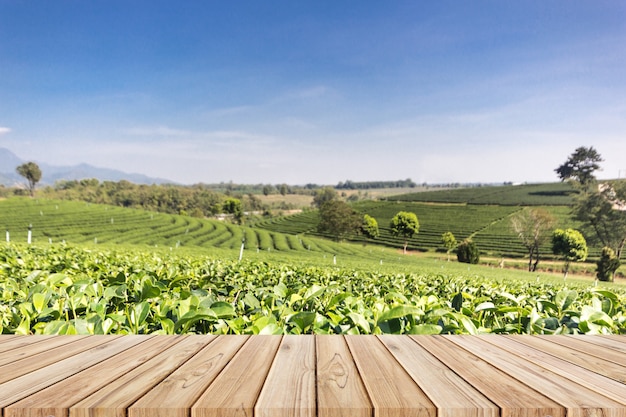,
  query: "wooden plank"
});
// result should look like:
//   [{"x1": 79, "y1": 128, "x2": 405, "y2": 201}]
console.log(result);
[
  {"x1": 5, "y1": 335, "x2": 179, "y2": 417},
  {"x1": 0, "y1": 335, "x2": 52, "y2": 354},
  {"x1": 537, "y1": 335, "x2": 626, "y2": 365},
  {"x1": 0, "y1": 335, "x2": 101, "y2": 384},
  {"x1": 70, "y1": 335, "x2": 214, "y2": 417},
  {"x1": 0, "y1": 335, "x2": 19, "y2": 343},
  {"x1": 316, "y1": 335, "x2": 371, "y2": 417},
  {"x1": 380, "y1": 335, "x2": 498, "y2": 417},
  {"x1": 254, "y1": 335, "x2": 316, "y2": 417},
  {"x1": 192, "y1": 336, "x2": 282, "y2": 417},
  {"x1": 0, "y1": 335, "x2": 88, "y2": 366},
  {"x1": 448, "y1": 336, "x2": 626, "y2": 417},
  {"x1": 413, "y1": 335, "x2": 564, "y2": 417},
  {"x1": 346, "y1": 335, "x2": 436, "y2": 417},
  {"x1": 492, "y1": 336, "x2": 626, "y2": 403},
  {"x1": 568, "y1": 335, "x2": 626, "y2": 356},
  {"x1": 505, "y1": 335, "x2": 626, "y2": 384},
  {"x1": 128, "y1": 335, "x2": 248, "y2": 417},
  {"x1": 0, "y1": 335, "x2": 144, "y2": 408}
]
